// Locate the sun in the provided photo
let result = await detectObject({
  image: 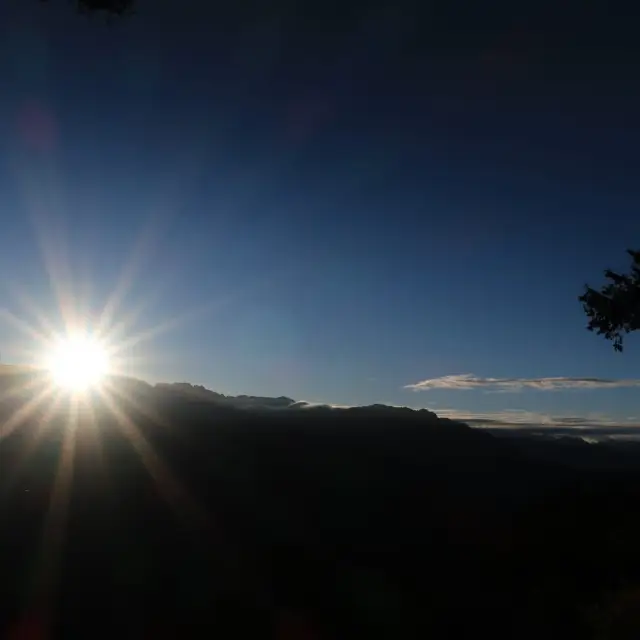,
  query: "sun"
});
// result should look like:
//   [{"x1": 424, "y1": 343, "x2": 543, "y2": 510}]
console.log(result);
[{"x1": 46, "y1": 334, "x2": 110, "y2": 391}]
